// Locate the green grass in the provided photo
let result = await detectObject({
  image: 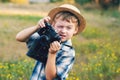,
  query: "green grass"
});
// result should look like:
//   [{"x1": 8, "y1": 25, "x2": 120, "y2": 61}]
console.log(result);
[{"x1": 0, "y1": 9, "x2": 120, "y2": 80}]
